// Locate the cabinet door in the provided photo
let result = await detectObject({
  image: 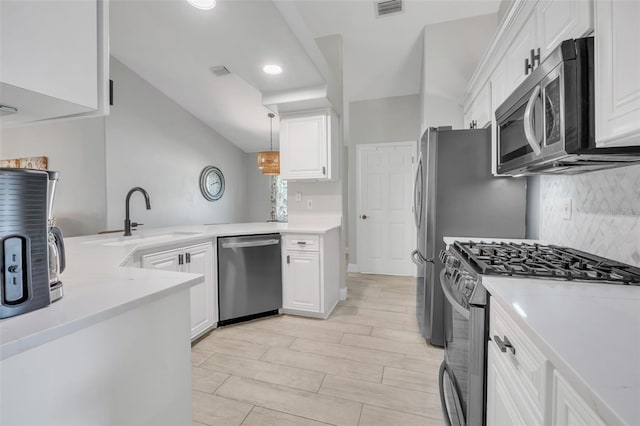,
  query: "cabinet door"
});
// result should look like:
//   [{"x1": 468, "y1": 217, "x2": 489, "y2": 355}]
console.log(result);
[
  {"x1": 505, "y1": 13, "x2": 537, "y2": 94},
  {"x1": 595, "y1": 0, "x2": 640, "y2": 147},
  {"x1": 141, "y1": 248, "x2": 182, "y2": 272},
  {"x1": 536, "y1": 0, "x2": 593, "y2": 62},
  {"x1": 486, "y1": 344, "x2": 530, "y2": 426},
  {"x1": 491, "y1": 59, "x2": 508, "y2": 175},
  {"x1": 475, "y1": 82, "x2": 492, "y2": 129},
  {"x1": 280, "y1": 114, "x2": 328, "y2": 180},
  {"x1": 0, "y1": 0, "x2": 98, "y2": 124},
  {"x1": 552, "y1": 371, "x2": 606, "y2": 426},
  {"x1": 184, "y1": 243, "x2": 216, "y2": 339},
  {"x1": 283, "y1": 251, "x2": 320, "y2": 312}
]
